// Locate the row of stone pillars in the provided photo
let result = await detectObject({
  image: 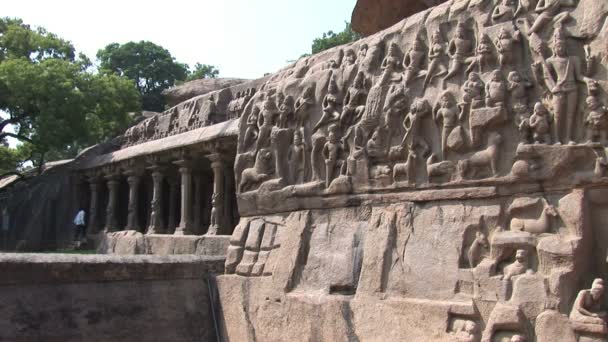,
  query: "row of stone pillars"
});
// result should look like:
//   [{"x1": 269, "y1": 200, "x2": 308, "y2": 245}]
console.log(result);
[{"x1": 86, "y1": 153, "x2": 227, "y2": 236}]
